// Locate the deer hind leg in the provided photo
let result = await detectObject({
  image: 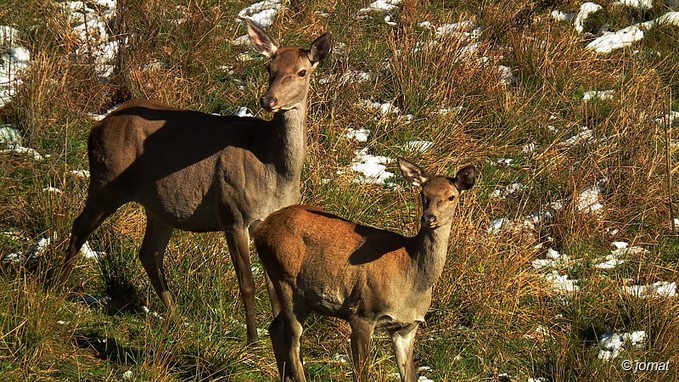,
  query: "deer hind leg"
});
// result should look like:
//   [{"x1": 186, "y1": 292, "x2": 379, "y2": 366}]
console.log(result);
[
  {"x1": 59, "y1": 195, "x2": 126, "y2": 286},
  {"x1": 263, "y1": 270, "x2": 281, "y2": 318},
  {"x1": 224, "y1": 227, "x2": 258, "y2": 345},
  {"x1": 138, "y1": 212, "x2": 174, "y2": 310},
  {"x1": 269, "y1": 313, "x2": 293, "y2": 382},
  {"x1": 349, "y1": 317, "x2": 376, "y2": 382},
  {"x1": 389, "y1": 323, "x2": 419, "y2": 382},
  {"x1": 270, "y1": 283, "x2": 308, "y2": 382},
  {"x1": 249, "y1": 220, "x2": 281, "y2": 318}
]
